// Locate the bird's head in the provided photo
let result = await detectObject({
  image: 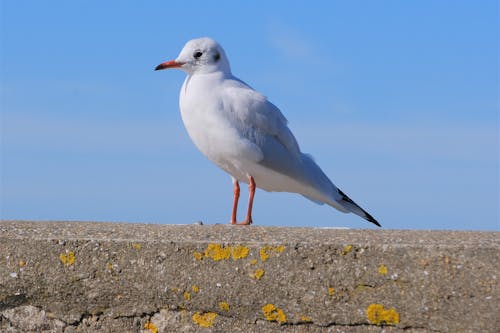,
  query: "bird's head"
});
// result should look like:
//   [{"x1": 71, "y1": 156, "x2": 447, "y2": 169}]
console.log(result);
[{"x1": 155, "y1": 37, "x2": 231, "y2": 75}]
